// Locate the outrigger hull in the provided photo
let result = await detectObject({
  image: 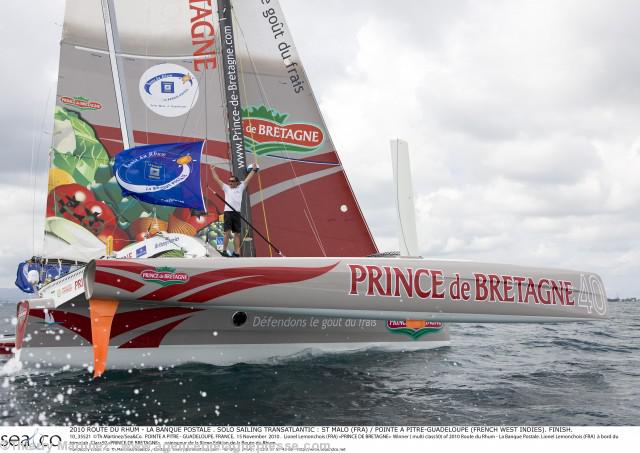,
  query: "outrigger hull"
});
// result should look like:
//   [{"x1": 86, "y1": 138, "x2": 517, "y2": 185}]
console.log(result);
[
  {"x1": 15, "y1": 300, "x2": 450, "y2": 370},
  {"x1": 8, "y1": 256, "x2": 606, "y2": 373},
  {"x1": 18, "y1": 304, "x2": 450, "y2": 369}
]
